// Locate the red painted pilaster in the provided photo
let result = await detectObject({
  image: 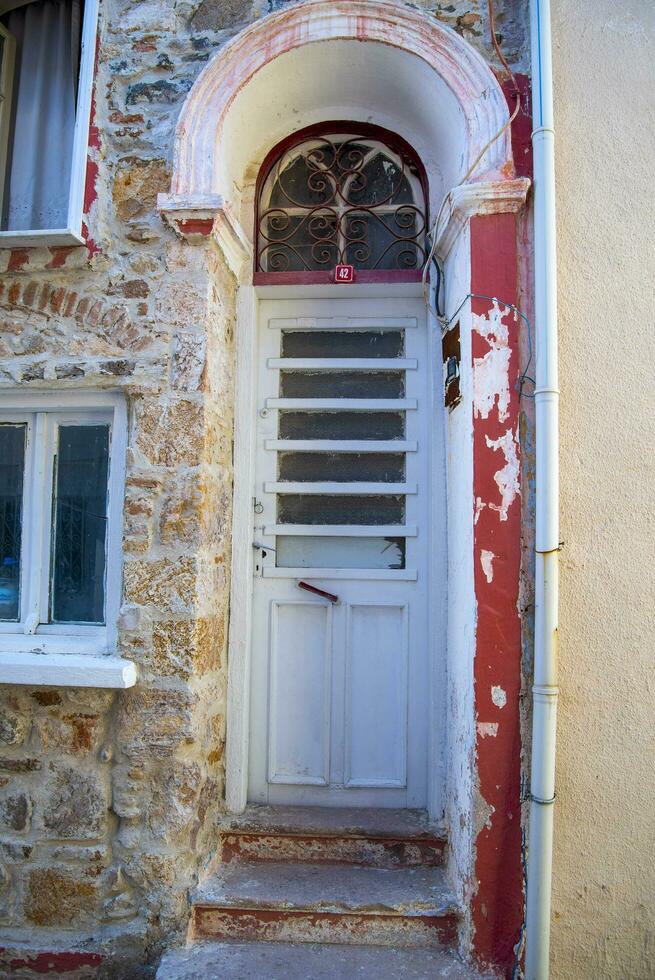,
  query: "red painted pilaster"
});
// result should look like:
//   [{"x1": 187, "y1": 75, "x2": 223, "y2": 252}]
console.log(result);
[{"x1": 470, "y1": 212, "x2": 524, "y2": 976}]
